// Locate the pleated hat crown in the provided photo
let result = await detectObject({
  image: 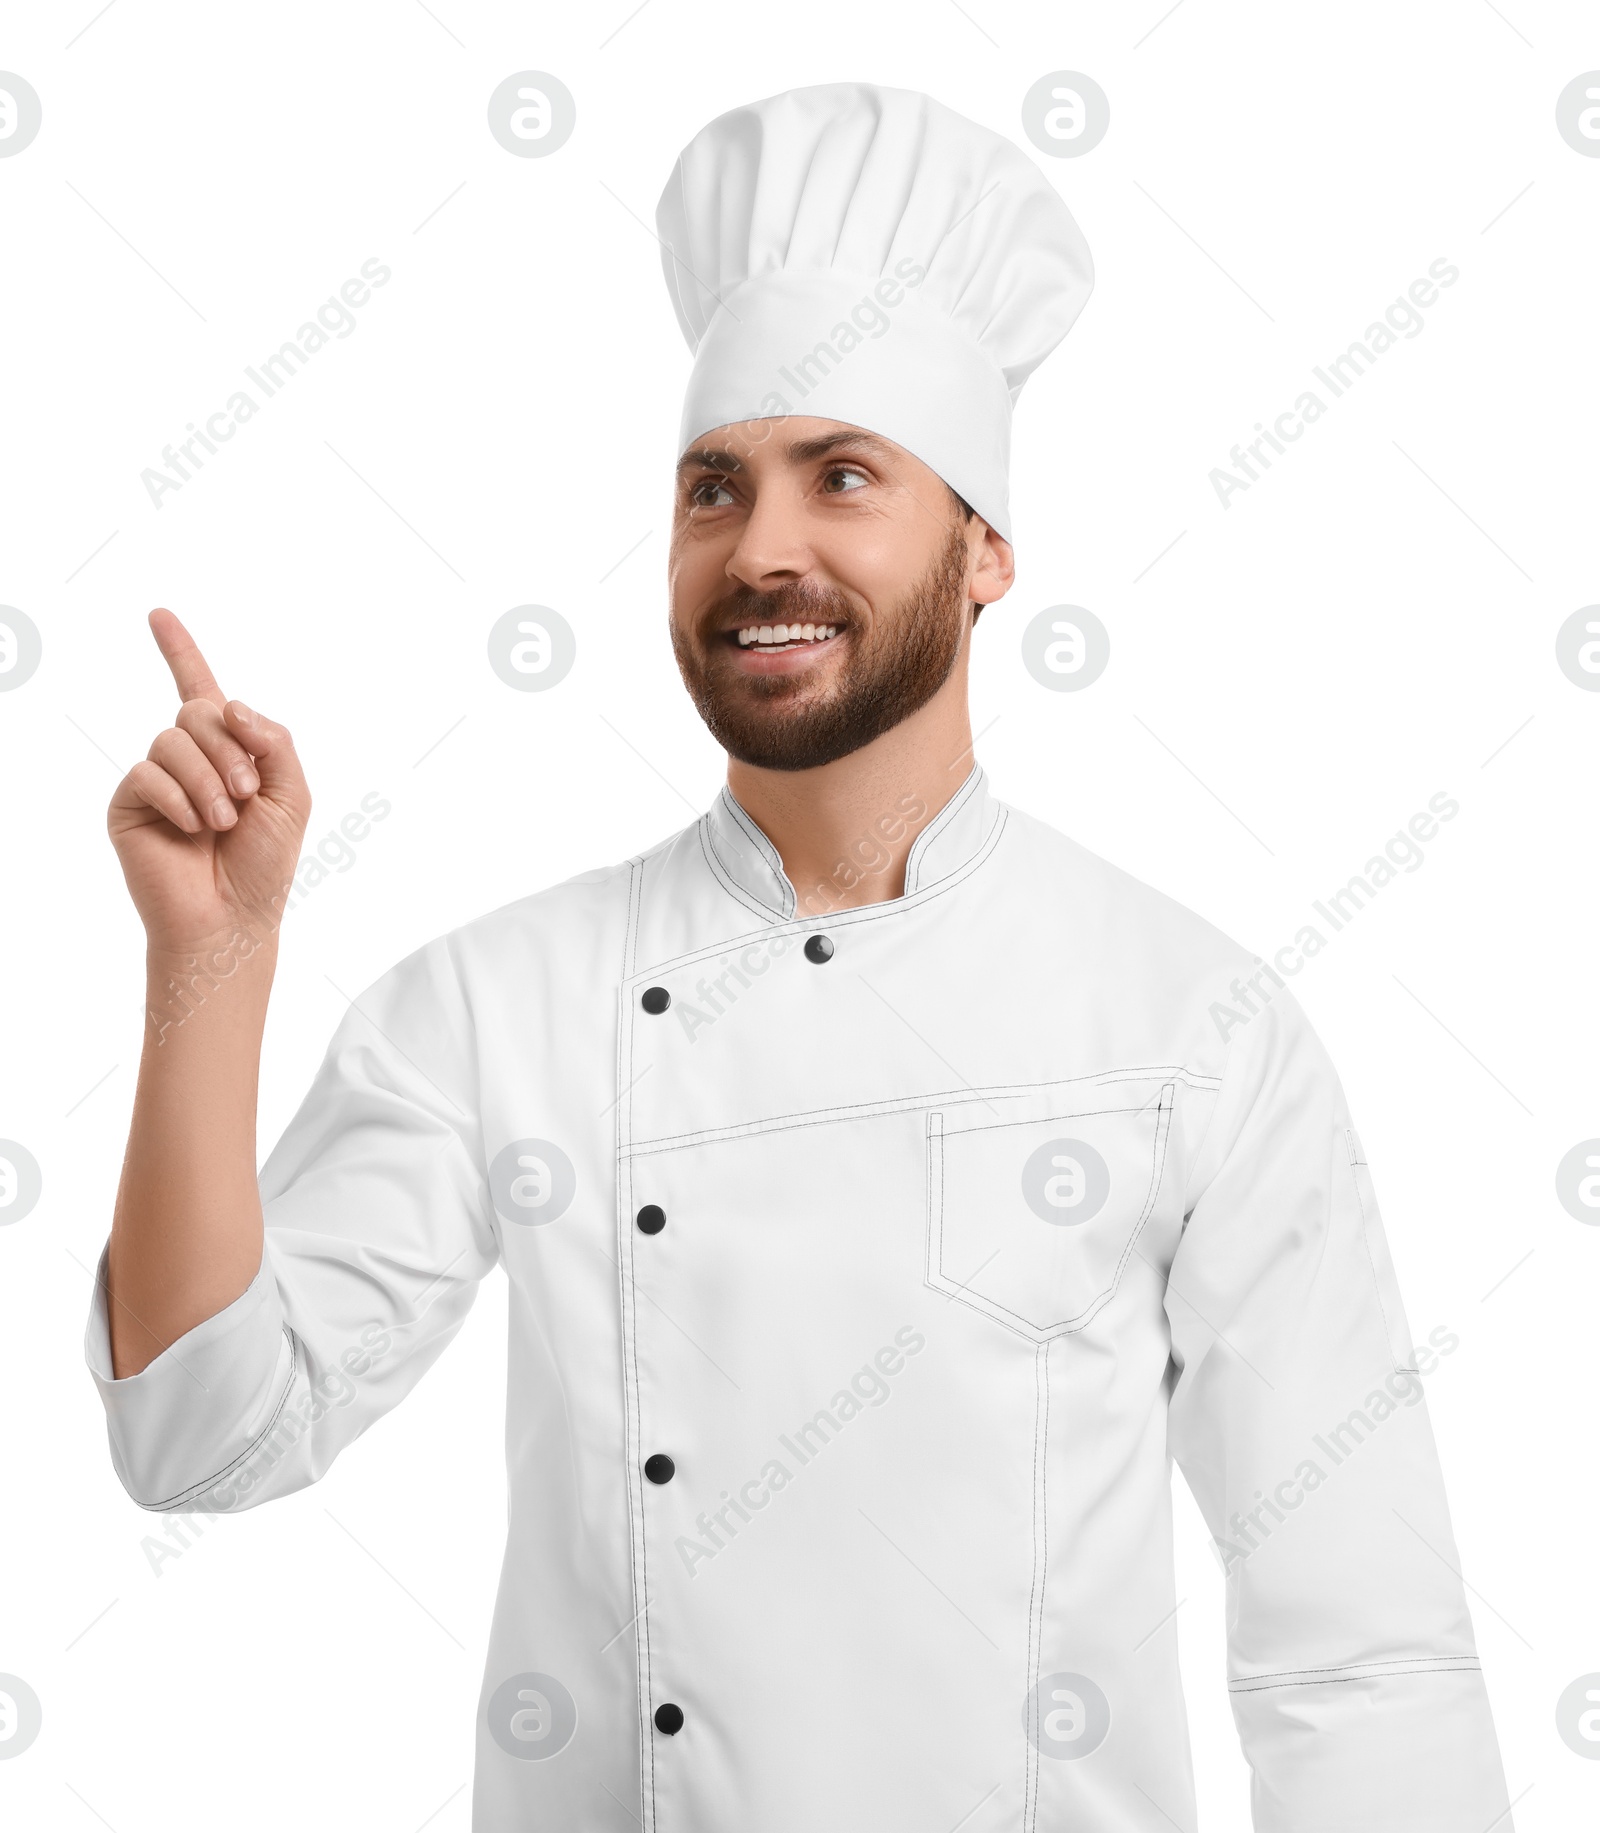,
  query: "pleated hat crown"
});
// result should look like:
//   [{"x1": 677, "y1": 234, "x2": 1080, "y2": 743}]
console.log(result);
[{"x1": 655, "y1": 82, "x2": 1094, "y2": 541}]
